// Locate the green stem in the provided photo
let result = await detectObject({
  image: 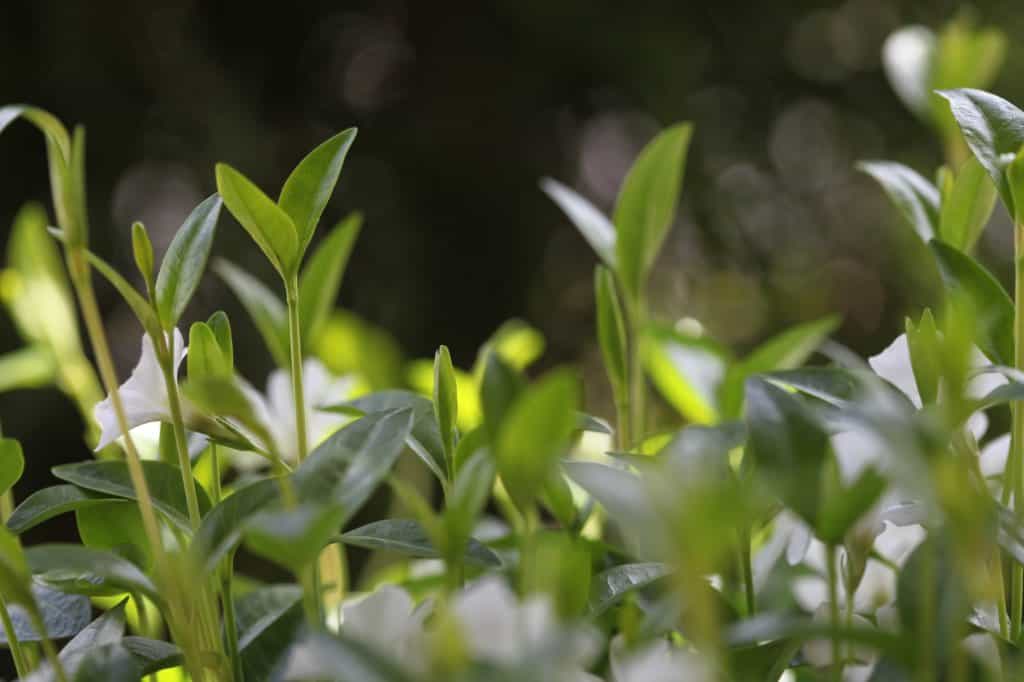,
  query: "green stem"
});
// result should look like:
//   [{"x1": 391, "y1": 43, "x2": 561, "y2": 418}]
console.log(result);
[
  {"x1": 210, "y1": 443, "x2": 222, "y2": 504},
  {"x1": 28, "y1": 605, "x2": 68, "y2": 682},
  {"x1": 0, "y1": 597, "x2": 30, "y2": 679},
  {"x1": 625, "y1": 292, "x2": 646, "y2": 450},
  {"x1": 285, "y1": 278, "x2": 309, "y2": 463},
  {"x1": 65, "y1": 250, "x2": 166, "y2": 566},
  {"x1": 739, "y1": 529, "x2": 755, "y2": 617},
  {"x1": 154, "y1": 331, "x2": 202, "y2": 530},
  {"x1": 1012, "y1": 222, "x2": 1024, "y2": 640},
  {"x1": 222, "y1": 557, "x2": 243, "y2": 682},
  {"x1": 826, "y1": 544, "x2": 842, "y2": 682}
]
